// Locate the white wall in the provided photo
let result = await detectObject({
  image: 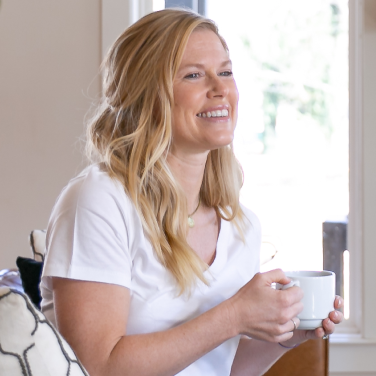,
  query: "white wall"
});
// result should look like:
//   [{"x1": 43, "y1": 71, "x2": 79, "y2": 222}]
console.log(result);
[{"x1": 0, "y1": 0, "x2": 101, "y2": 268}]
